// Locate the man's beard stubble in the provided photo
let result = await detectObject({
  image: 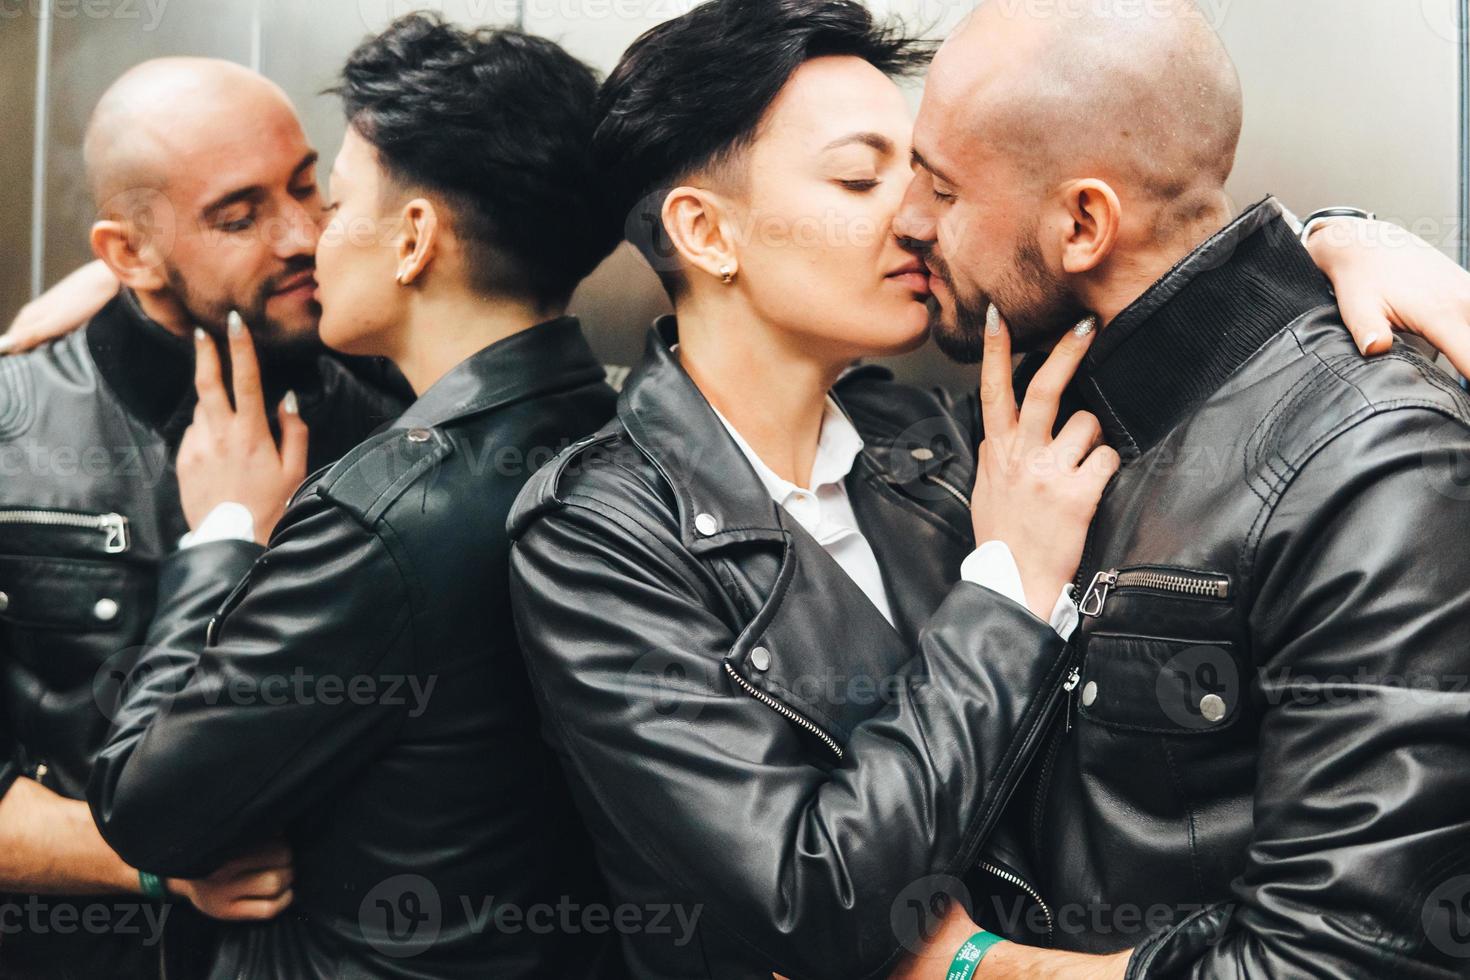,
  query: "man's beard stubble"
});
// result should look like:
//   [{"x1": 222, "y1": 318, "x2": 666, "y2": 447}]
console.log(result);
[
  {"x1": 923, "y1": 224, "x2": 1088, "y2": 364},
  {"x1": 164, "y1": 256, "x2": 325, "y2": 364}
]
